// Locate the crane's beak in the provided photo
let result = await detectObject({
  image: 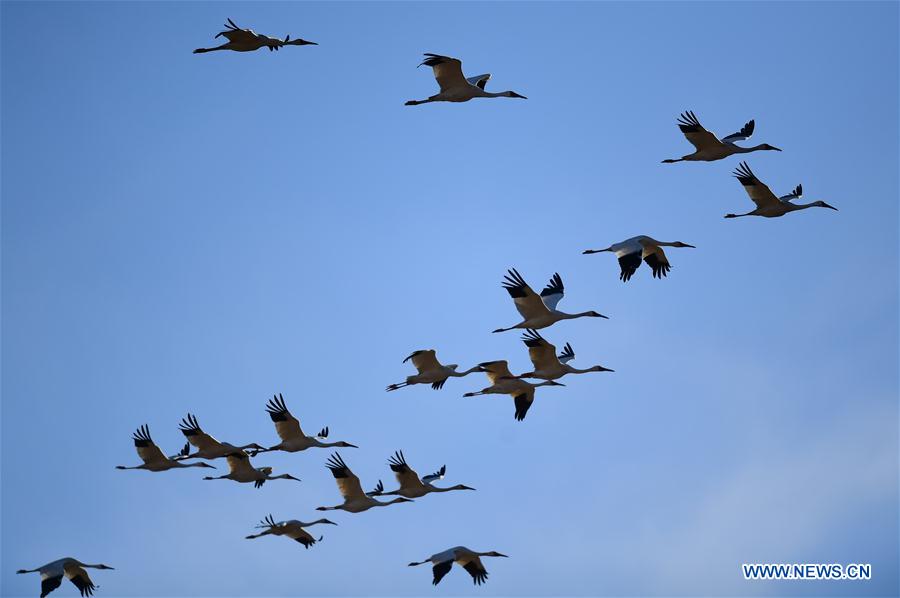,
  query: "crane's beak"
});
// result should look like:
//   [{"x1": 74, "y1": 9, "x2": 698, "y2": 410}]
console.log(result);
[{"x1": 823, "y1": 203, "x2": 838, "y2": 210}]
